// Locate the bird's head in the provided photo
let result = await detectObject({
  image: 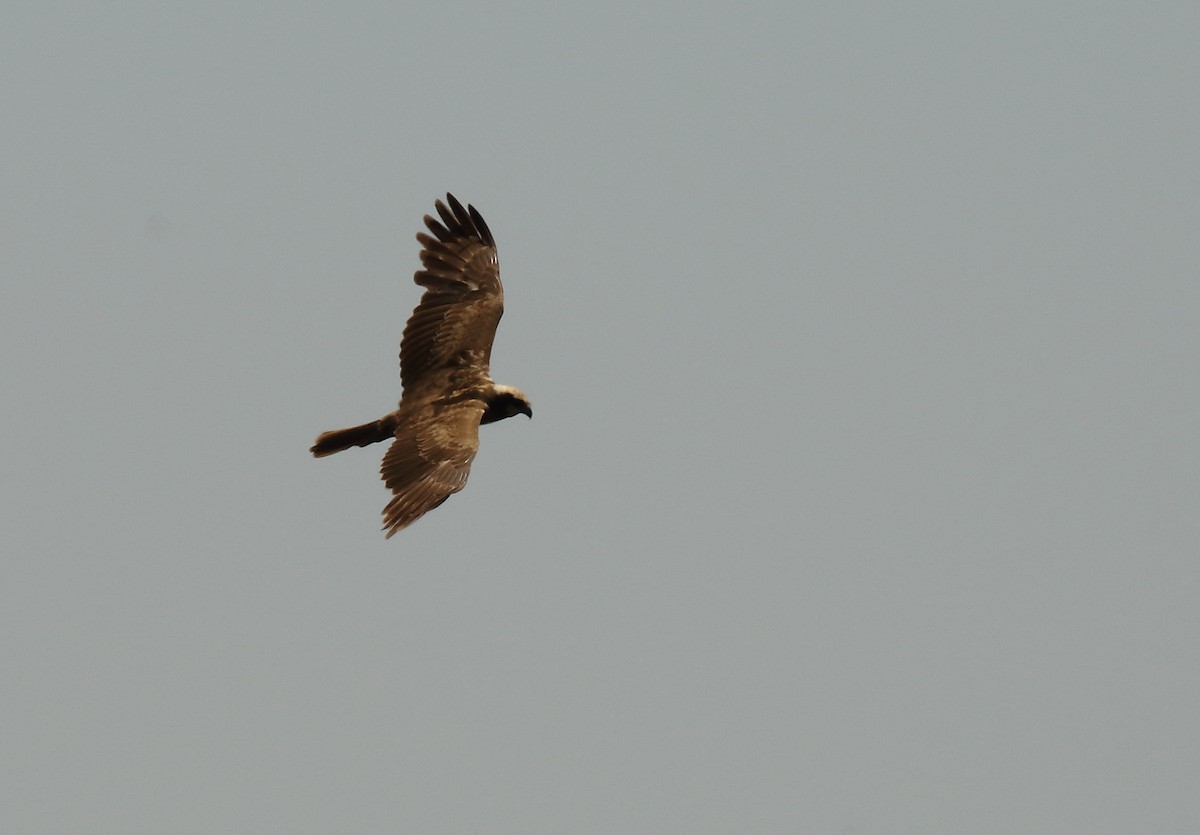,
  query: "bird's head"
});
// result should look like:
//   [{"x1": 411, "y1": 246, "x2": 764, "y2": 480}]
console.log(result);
[{"x1": 482, "y1": 384, "x2": 533, "y2": 424}]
